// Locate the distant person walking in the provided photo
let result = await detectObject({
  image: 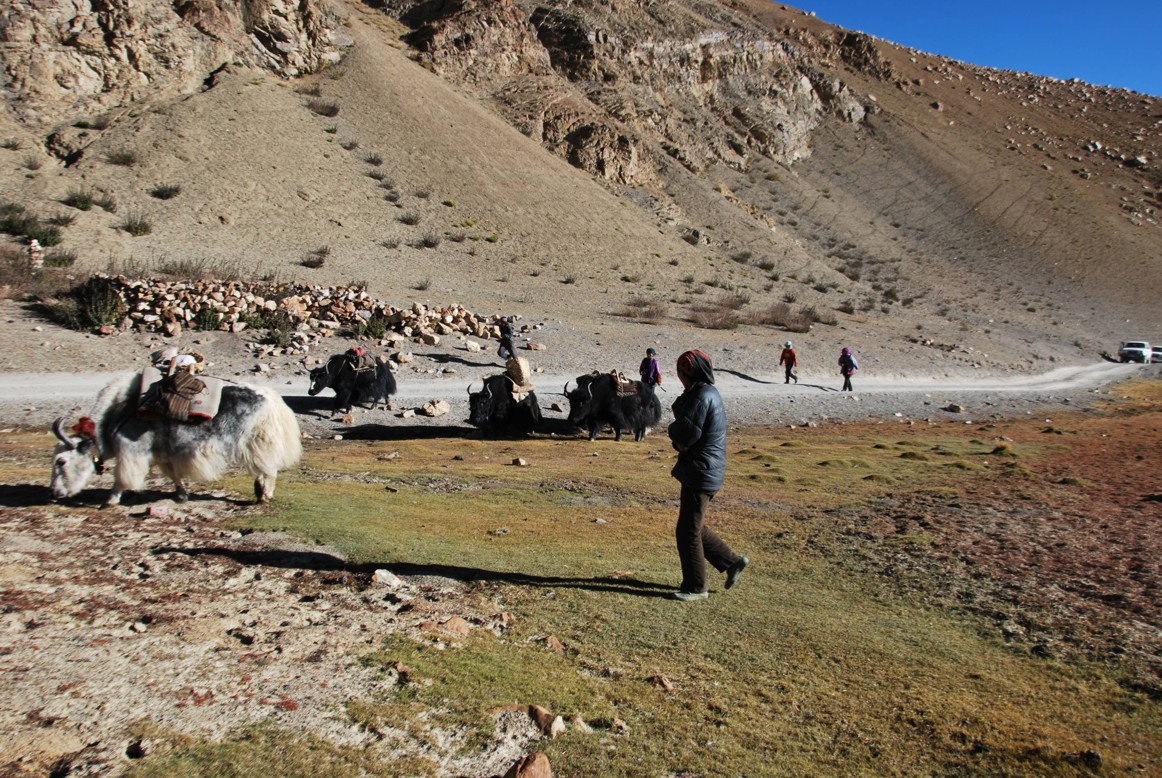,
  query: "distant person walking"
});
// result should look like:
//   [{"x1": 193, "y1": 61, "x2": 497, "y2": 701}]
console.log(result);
[
  {"x1": 838, "y1": 346, "x2": 858, "y2": 392},
  {"x1": 778, "y1": 340, "x2": 798, "y2": 384},
  {"x1": 667, "y1": 349, "x2": 748, "y2": 601},
  {"x1": 639, "y1": 347, "x2": 663, "y2": 389},
  {"x1": 497, "y1": 317, "x2": 516, "y2": 360}
]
